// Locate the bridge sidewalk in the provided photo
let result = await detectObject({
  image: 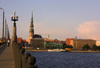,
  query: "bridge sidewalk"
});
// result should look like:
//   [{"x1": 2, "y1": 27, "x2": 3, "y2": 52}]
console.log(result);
[{"x1": 0, "y1": 44, "x2": 15, "y2": 68}]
